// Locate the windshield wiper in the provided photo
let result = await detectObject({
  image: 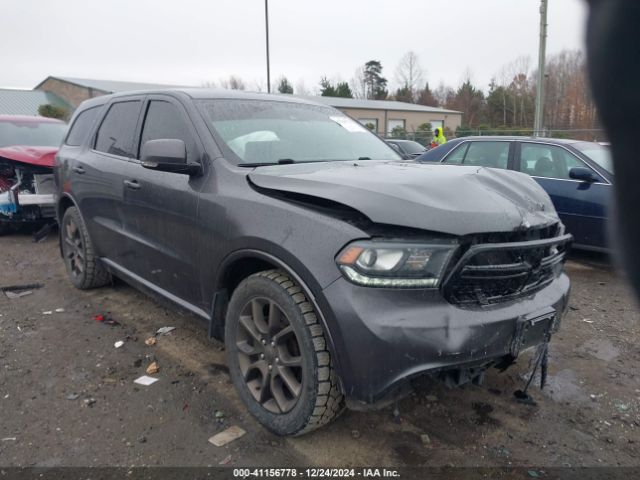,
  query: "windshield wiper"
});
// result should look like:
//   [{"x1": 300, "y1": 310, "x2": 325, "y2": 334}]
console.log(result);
[{"x1": 238, "y1": 158, "x2": 297, "y2": 168}]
